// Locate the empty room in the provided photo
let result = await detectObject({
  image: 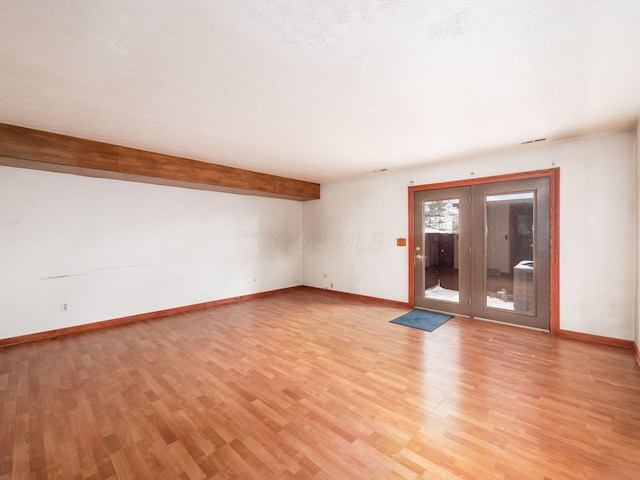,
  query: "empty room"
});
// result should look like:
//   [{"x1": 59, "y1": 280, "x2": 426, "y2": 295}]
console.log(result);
[{"x1": 1, "y1": 1, "x2": 640, "y2": 479}]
